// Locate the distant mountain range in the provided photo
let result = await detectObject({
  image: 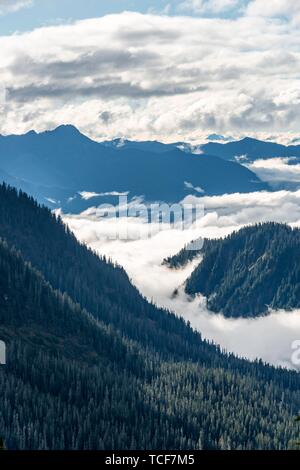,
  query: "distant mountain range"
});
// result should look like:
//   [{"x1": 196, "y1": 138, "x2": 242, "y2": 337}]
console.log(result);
[
  {"x1": 101, "y1": 137, "x2": 177, "y2": 153},
  {"x1": 102, "y1": 135, "x2": 300, "y2": 162},
  {"x1": 0, "y1": 126, "x2": 270, "y2": 212},
  {"x1": 201, "y1": 137, "x2": 300, "y2": 162},
  {"x1": 1, "y1": 184, "x2": 300, "y2": 449},
  {"x1": 167, "y1": 223, "x2": 300, "y2": 318}
]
